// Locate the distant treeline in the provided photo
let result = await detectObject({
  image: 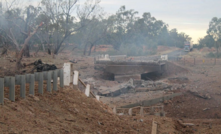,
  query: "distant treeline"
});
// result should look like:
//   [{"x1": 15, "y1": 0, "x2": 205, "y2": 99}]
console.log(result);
[{"x1": 0, "y1": 0, "x2": 192, "y2": 57}]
